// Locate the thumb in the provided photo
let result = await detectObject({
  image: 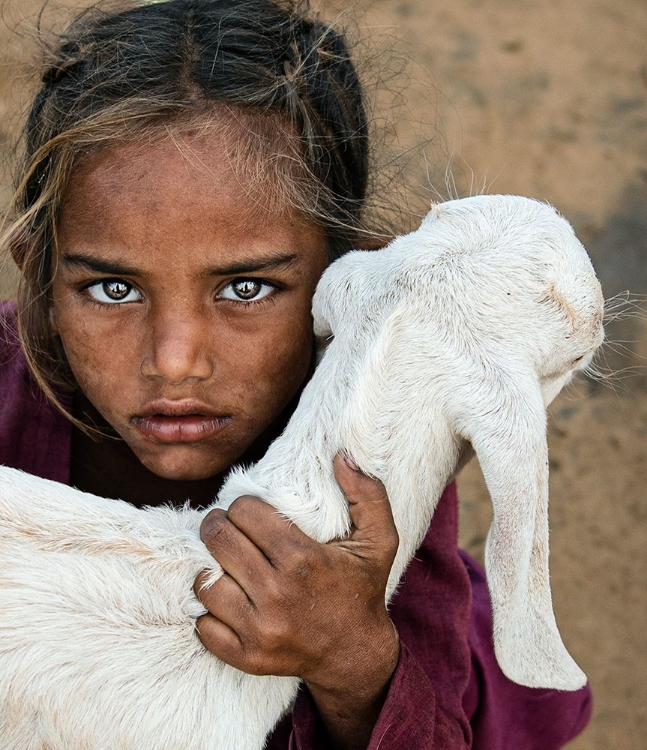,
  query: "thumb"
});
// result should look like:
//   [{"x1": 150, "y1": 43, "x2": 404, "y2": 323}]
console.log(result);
[{"x1": 333, "y1": 454, "x2": 398, "y2": 548}]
